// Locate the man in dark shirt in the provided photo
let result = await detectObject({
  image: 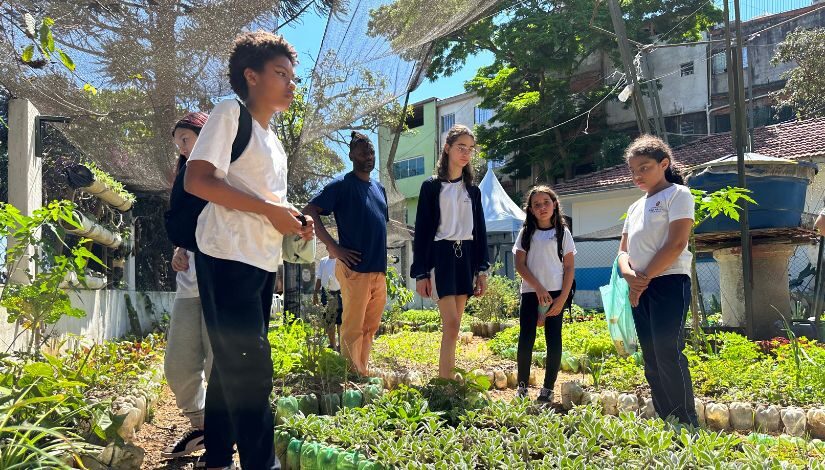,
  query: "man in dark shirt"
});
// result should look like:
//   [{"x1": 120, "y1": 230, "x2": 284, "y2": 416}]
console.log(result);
[{"x1": 303, "y1": 132, "x2": 388, "y2": 375}]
